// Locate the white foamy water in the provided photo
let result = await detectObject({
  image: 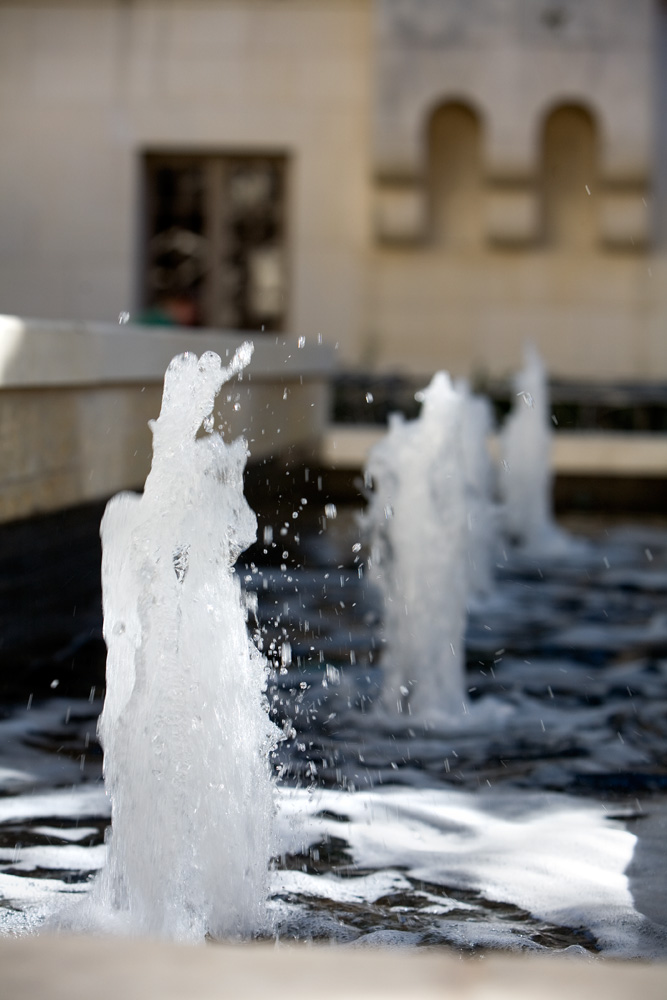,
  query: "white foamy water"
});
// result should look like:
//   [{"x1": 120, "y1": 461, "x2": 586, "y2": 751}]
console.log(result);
[
  {"x1": 72, "y1": 348, "x2": 280, "y2": 941},
  {"x1": 275, "y1": 786, "x2": 653, "y2": 956},
  {"x1": 364, "y1": 373, "x2": 469, "y2": 719},
  {"x1": 4, "y1": 780, "x2": 665, "y2": 957}
]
